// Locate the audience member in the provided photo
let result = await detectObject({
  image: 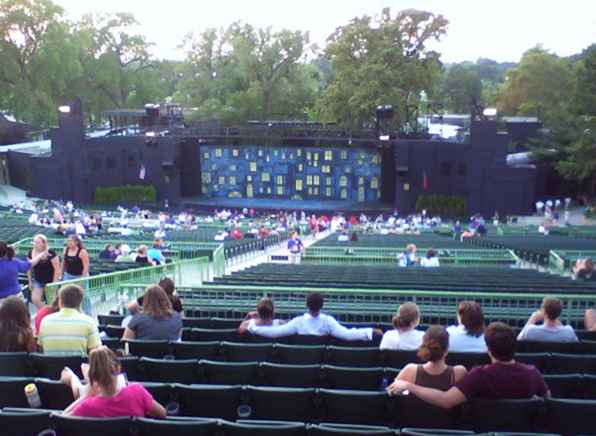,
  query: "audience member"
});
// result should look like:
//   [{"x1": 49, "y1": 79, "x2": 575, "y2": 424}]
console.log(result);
[
  {"x1": 420, "y1": 249, "x2": 440, "y2": 267},
  {"x1": 63, "y1": 346, "x2": 166, "y2": 418},
  {"x1": 135, "y1": 245, "x2": 154, "y2": 266},
  {"x1": 585, "y1": 308, "x2": 596, "y2": 332},
  {"x1": 0, "y1": 240, "x2": 47, "y2": 302},
  {"x1": 388, "y1": 322, "x2": 550, "y2": 408},
  {"x1": 287, "y1": 231, "x2": 304, "y2": 264},
  {"x1": 27, "y1": 234, "x2": 60, "y2": 309},
  {"x1": 248, "y1": 292, "x2": 379, "y2": 341},
  {"x1": 380, "y1": 302, "x2": 424, "y2": 350},
  {"x1": 147, "y1": 242, "x2": 166, "y2": 265},
  {"x1": 114, "y1": 244, "x2": 132, "y2": 263},
  {"x1": 98, "y1": 244, "x2": 117, "y2": 261},
  {"x1": 34, "y1": 296, "x2": 60, "y2": 336},
  {"x1": 123, "y1": 285, "x2": 182, "y2": 341},
  {"x1": 238, "y1": 297, "x2": 285, "y2": 334},
  {"x1": 61, "y1": 235, "x2": 90, "y2": 281},
  {"x1": 390, "y1": 325, "x2": 466, "y2": 391},
  {"x1": 398, "y1": 244, "x2": 418, "y2": 267},
  {"x1": 0, "y1": 296, "x2": 37, "y2": 352},
  {"x1": 38, "y1": 284, "x2": 101, "y2": 355},
  {"x1": 517, "y1": 297, "x2": 578, "y2": 343},
  {"x1": 574, "y1": 257, "x2": 594, "y2": 280},
  {"x1": 447, "y1": 301, "x2": 487, "y2": 353},
  {"x1": 128, "y1": 277, "x2": 183, "y2": 315}
]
